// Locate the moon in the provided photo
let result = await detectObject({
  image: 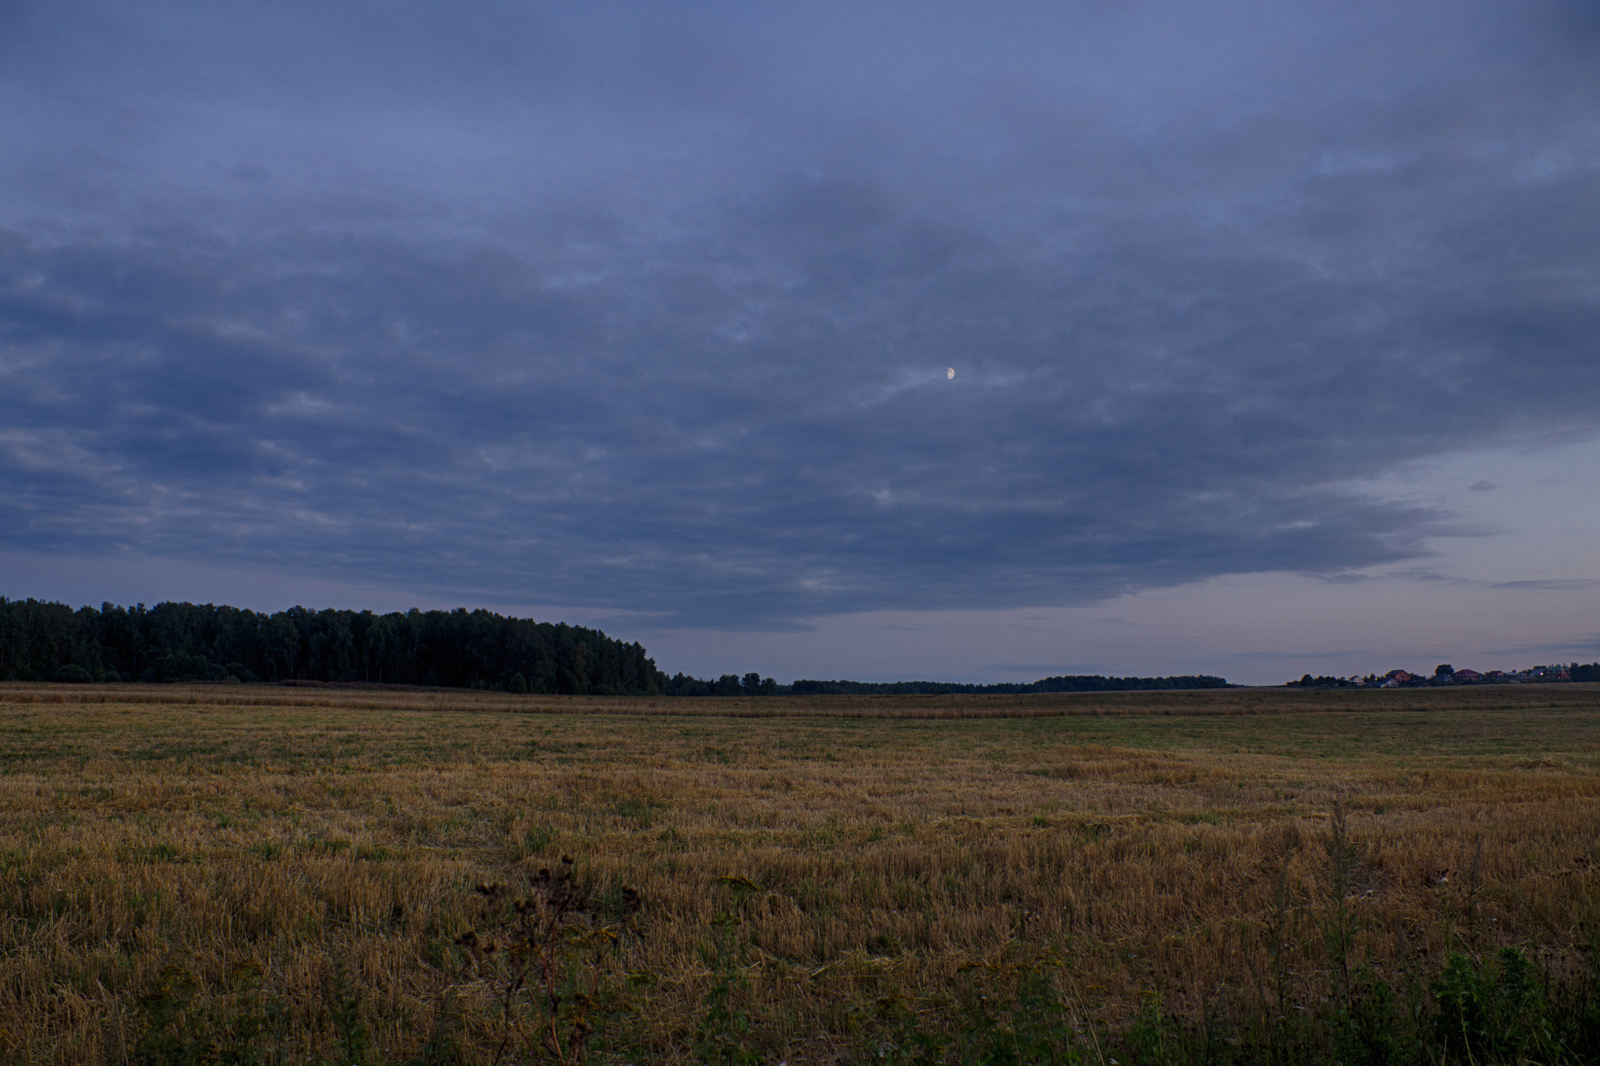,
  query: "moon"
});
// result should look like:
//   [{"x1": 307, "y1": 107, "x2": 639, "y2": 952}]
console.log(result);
[{"x1": 946, "y1": 367, "x2": 955, "y2": 380}]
